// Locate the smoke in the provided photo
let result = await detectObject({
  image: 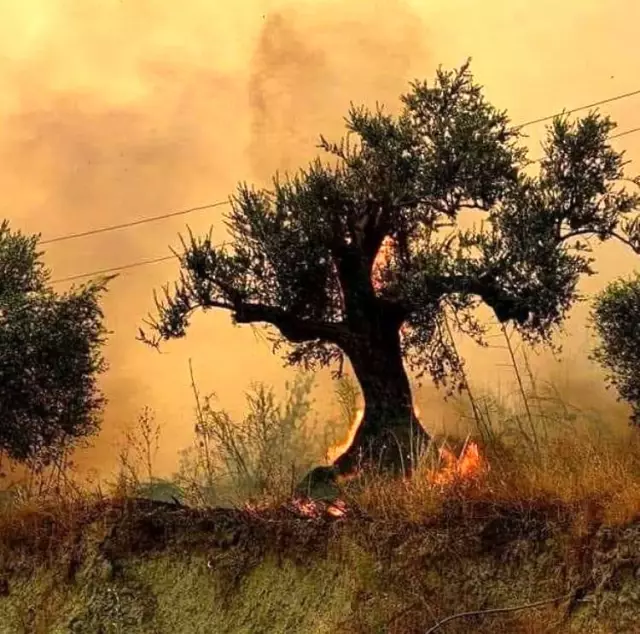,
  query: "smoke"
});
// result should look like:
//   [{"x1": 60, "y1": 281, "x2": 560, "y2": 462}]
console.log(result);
[
  {"x1": 247, "y1": 1, "x2": 429, "y2": 181},
  {"x1": 0, "y1": 0, "x2": 638, "y2": 480}
]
